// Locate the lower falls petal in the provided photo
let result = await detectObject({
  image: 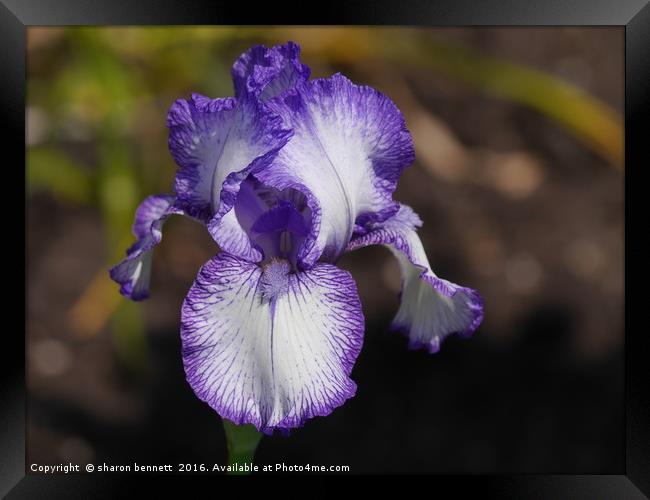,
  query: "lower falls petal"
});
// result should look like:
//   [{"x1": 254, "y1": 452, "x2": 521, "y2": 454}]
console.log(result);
[{"x1": 180, "y1": 253, "x2": 364, "y2": 434}]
